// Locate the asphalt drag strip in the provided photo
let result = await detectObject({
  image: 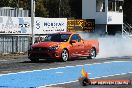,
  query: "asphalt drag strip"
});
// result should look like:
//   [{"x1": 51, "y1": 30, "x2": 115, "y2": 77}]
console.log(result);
[{"x1": 48, "y1": 73, "x2": 132, "y2": 88}]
